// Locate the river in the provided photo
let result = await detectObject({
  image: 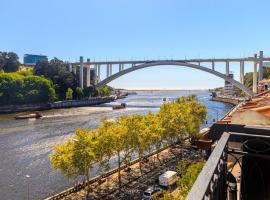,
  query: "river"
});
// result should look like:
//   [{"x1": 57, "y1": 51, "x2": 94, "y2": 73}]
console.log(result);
[{"x1": 0, "y1": 90, "x2": 233, "y2": 200}]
